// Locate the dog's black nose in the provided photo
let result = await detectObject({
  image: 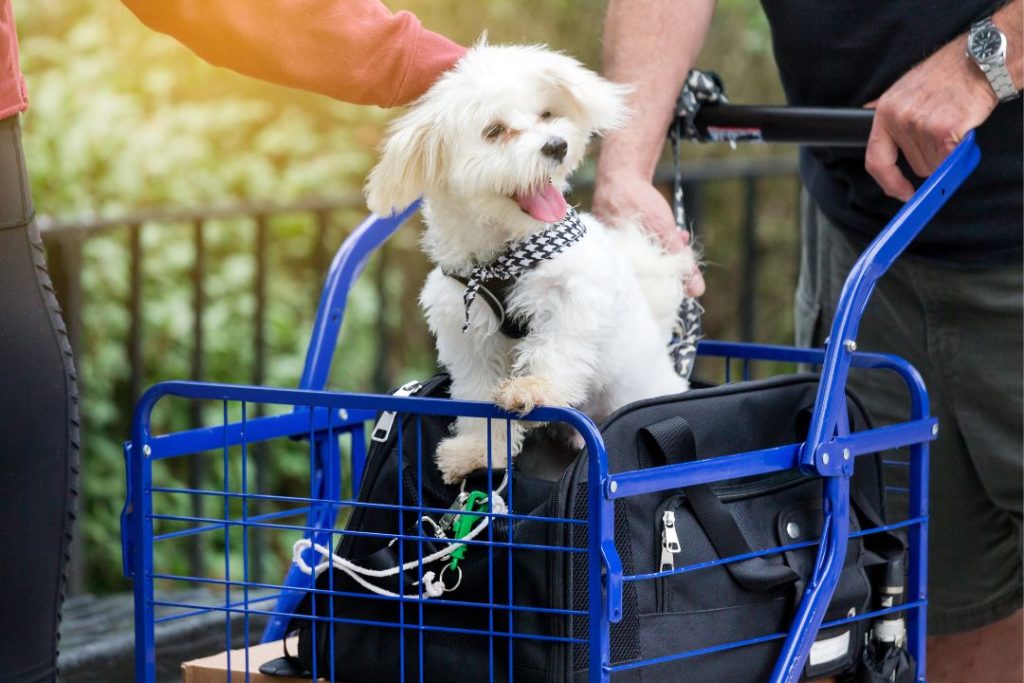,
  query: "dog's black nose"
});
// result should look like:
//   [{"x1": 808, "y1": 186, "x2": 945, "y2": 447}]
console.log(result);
[{"x1": 541, "y1": 137, "x2": 568, "y2": 163}]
